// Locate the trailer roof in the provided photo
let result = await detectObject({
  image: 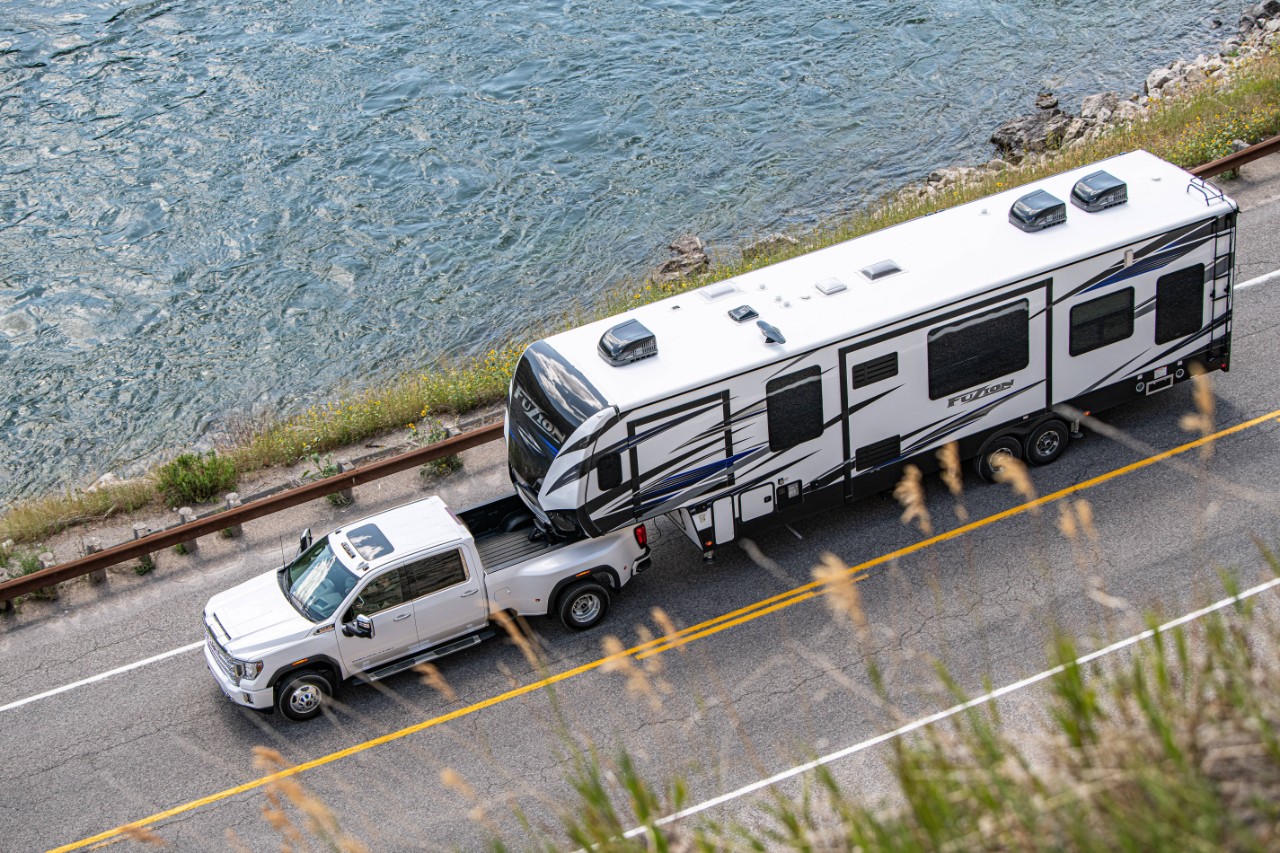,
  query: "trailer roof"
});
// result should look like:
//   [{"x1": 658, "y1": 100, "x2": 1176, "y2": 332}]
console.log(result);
[{"x1": 541, "y1": 151, "x2": 1236, "y2": 410}]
